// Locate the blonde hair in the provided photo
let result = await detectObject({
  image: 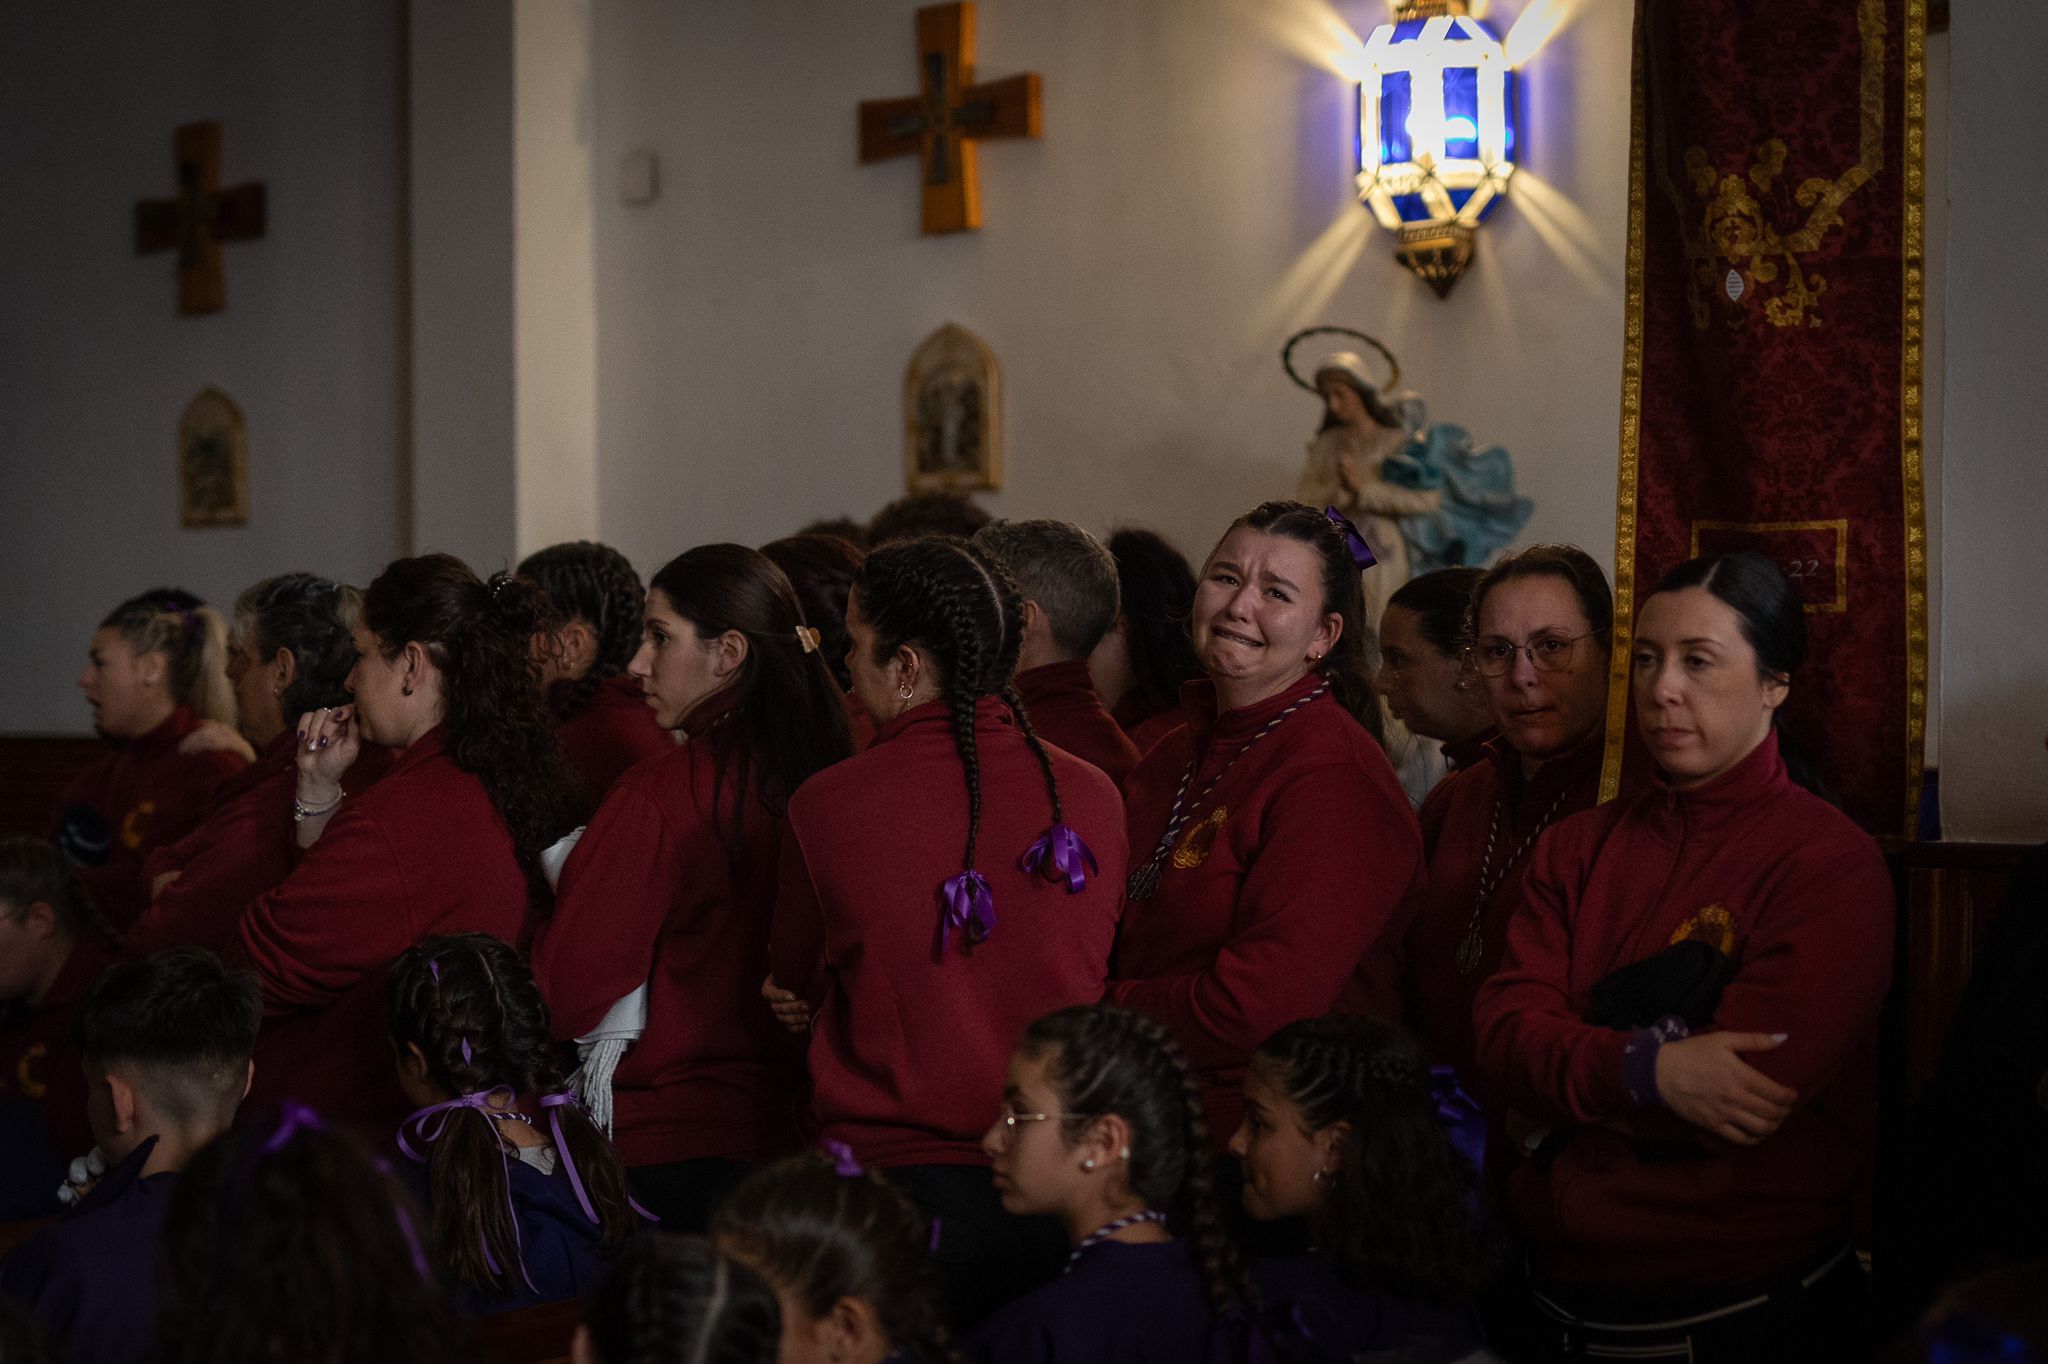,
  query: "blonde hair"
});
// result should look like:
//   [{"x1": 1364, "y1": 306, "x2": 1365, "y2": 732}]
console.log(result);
[{"x1": 100, "y1": 589, "x2": 237, "y2": 726}]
